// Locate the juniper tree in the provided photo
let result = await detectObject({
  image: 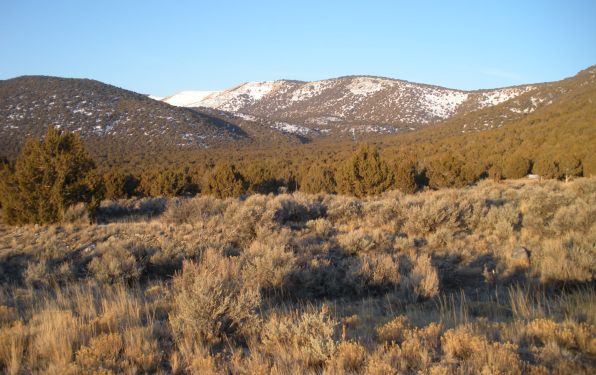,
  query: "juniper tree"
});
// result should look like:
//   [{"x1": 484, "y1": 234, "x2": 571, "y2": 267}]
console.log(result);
[
  {"x1": 102, "y1": 170, "x2": 139, "y2": 199},
  {"x1": 140, "y1": 168, "x2": 192, "y2": 197},
  {"x1": 503, "y1": 153, "x2": 531, "y2": 179},
  {"x1": 335, "y1": 144, "x2": 394, "y2": 197},
  {"x1": 394, "y1": 159, "x2": 417, "y2": 194},
  {"x1": 300, "y1": 164, "x2": 337, "y2": 194},
  {"x1": 426, "y1": 154, "x2": 479, "y2": 189},
  {"x1": 0, "y1": 126, "x2": 100, "y2": 224},
  {"x1": 534, "y1": 152, "x2": 582, "y2": 181},
  {"x1": 243, "y1": 163, "x2": 284, "y2": 194},
  {"x1": 583, "y1": 152, "x2": 595, "y2": 177},
  {"x1": 204, "y1": 162, "x2": 247, "y2": 198}
]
